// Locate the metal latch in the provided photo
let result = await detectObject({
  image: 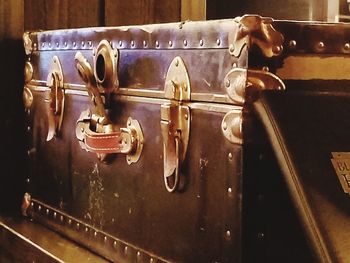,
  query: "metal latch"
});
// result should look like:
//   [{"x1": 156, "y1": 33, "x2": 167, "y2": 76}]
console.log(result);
[
  {"x1": 74, "y1": 45, "x2": 143, "y2": 164},
  {"x1": 161, "y1": 56, "x2": 190, "y2": 192},
  {"x1": 46, "y1": 56, "x2": 65, "y2": 141}
]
